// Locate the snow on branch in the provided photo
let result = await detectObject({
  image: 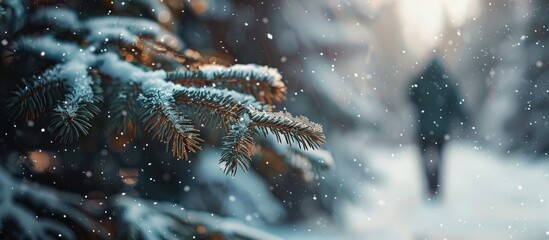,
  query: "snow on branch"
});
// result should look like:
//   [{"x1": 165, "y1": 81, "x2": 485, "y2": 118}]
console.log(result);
[
  {"x1": 115, "y1": 196, "x2": 281, "y2": 240},
  {"x1": 167, "y1": 64, "x2": 286, "y2": 104},
  {"x1": 84, "y1": 16, "x2": 182, "y2": 50},
  {"x1": 7, "y1": 58, "x2": 102, "y2": 143},
  {"x1": 29, "y1": 7, "x2": 79, "y2": 31},
  {"x1": 22, "y1": 7, "x2": 184, "y2": 67},
  {"x1": 85, "y1": 17, "x2": 163, "y2": 40},
  {"x1": 9, "y1": 35, "x2": 84, "y2": 62}
]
